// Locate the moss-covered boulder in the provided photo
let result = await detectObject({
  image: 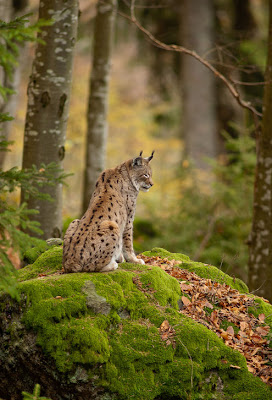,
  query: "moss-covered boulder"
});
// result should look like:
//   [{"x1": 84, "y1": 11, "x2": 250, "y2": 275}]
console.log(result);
[
  {"x1": 0, "y1": 247, "x2": 271, "y2": 400},
  {"x1": 143, "y1": 248, "x2": 249, "y2": 293},
  {"x1": 22, "y1": 238, "x2": 63, "y2": 266}
]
